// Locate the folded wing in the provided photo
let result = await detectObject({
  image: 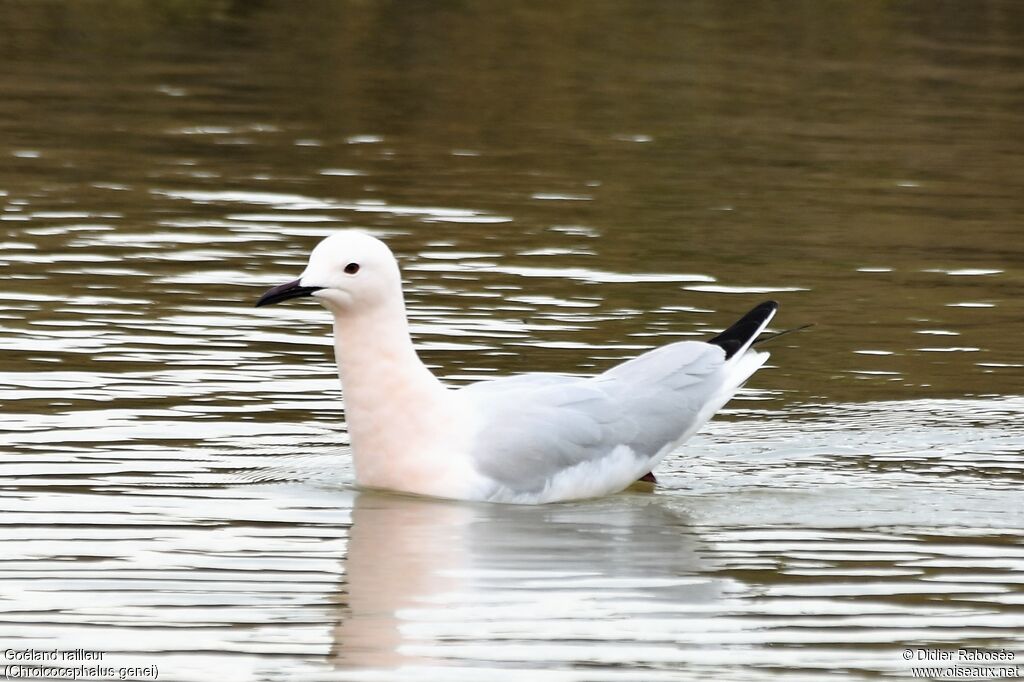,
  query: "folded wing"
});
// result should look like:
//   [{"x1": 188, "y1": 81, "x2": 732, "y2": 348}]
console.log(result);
[{"x1": 461, "y1": 340, "x2": 727, "y2": 495}]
